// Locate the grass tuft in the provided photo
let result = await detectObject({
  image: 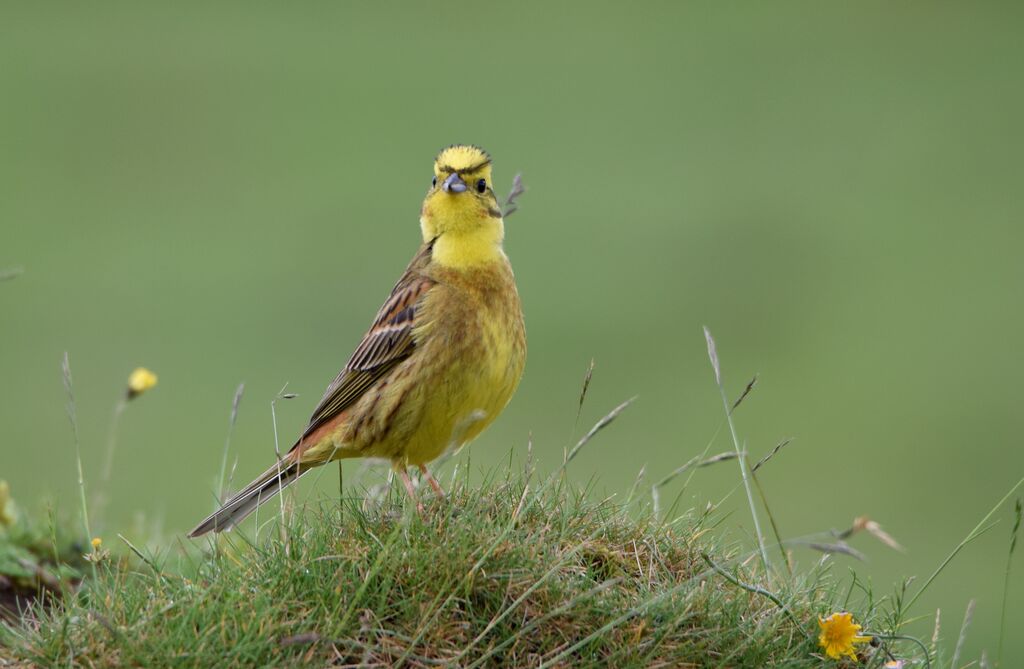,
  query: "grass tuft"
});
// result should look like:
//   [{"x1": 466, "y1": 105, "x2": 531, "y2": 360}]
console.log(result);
[{"x1": 1, "y1": 470, "x2": 869, "y2": 668}]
